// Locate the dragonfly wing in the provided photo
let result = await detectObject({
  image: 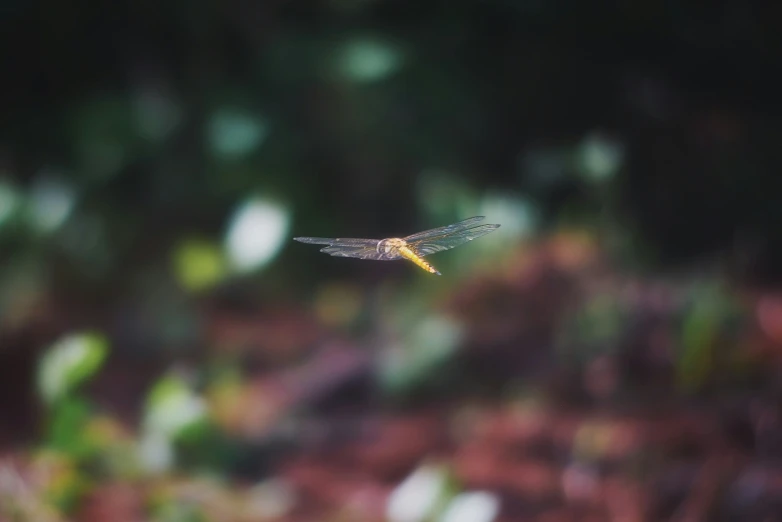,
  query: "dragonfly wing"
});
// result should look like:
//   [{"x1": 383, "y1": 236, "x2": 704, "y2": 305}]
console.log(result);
[
  {"x1": 411, "y1": 224, "x2": 500, "y2": 256},
  {"x1": 402, "y1": 216, "x2": 487, "y2": 243},
  {"x1": 320, "y1": 246, "x2": 398, "y2": 260},
  {"x1": 293, "y1": 237, "x2": 400, "y2": 260},
  {"x1": 294, "y1": 237, "x2": 376, "y2": 246}
]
